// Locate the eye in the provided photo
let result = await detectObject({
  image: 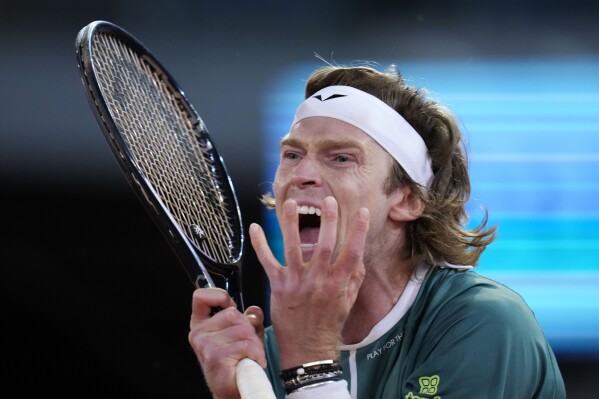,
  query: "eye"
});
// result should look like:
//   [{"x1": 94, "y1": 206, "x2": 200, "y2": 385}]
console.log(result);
[
  {"x1": 334, "y1": 154, "x2": 351, "y2": 163},
  {"x1": 282, "y1": 151, "x2": 301, "y2": 161}
]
